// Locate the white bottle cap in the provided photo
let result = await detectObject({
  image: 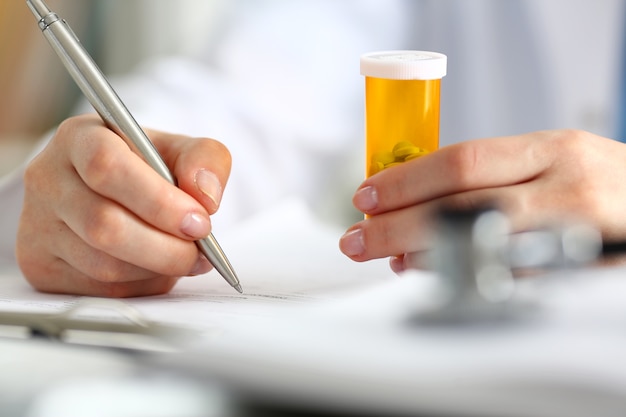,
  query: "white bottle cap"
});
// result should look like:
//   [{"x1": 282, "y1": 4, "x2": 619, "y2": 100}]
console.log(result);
[{"x1": 360, "y1": 50, "x2": 447, "y2": 80}]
